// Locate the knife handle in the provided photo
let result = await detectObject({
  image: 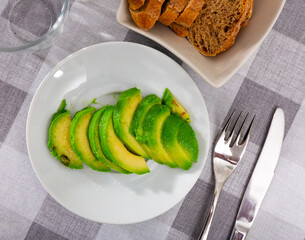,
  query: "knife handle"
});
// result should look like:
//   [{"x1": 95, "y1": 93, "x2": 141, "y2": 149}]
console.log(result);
[{"x1": 230, "y1": 229, "x2": 246, "y2": 240}]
